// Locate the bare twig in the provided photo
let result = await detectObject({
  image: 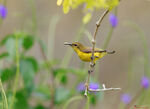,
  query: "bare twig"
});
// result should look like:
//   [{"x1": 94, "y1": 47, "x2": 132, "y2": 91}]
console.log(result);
[
  {"x1": 84, "y1": 9, "x2": 109, "y2": 96},
  {"x1": 89, "y1": 84, "x2": 121, "y2": 92}
]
